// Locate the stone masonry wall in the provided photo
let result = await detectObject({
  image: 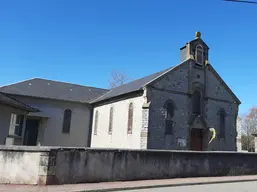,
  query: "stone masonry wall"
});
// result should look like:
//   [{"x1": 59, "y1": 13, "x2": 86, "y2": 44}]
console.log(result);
[
  {"x1": 55, "y1": 148, "x2": 257, "y2": 184},
  {"x1": 146, "y1": 59, "x2": 239, "y2": 151},
  {"x1": 205, "y1": 100, "x2": 237, "y2": 151},
  {"x1": 1, "y1": 146, "x2": 257, "y2": 185},
  {"x1": 141, "y1": 107, "x2": 149, "y2": 149},
  {"x1": 148, "y1": 89, "x2": 189, "y2": 150},
  {"x1": 0, "y1": 146, "x2": 57, "y2": 185},
  {"x1": 204, "y1": 66, "x2": 238, "y2": 151},
  {"x1": 147, "y1": 62, "x2": 190, "y2": 150}
]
